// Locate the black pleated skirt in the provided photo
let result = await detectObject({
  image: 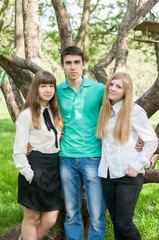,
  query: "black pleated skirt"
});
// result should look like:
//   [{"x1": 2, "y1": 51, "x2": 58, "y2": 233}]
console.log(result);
[{"x1": 18, "y1": 151, "x2": 61, "y2": 212}]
